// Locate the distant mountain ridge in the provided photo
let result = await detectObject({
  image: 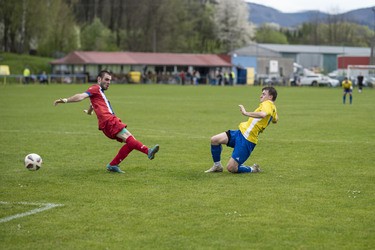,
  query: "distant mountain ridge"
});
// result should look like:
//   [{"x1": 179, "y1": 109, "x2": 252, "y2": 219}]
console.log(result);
[{"x1": 247, "y1": 2, "x2": 375, "y2": 28}]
